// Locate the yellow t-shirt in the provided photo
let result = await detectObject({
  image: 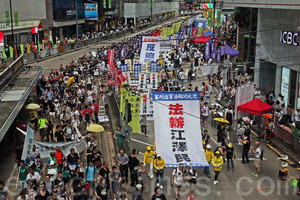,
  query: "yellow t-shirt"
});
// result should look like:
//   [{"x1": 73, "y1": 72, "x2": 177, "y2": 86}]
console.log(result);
[
  {"x1": 205, "y1": 149, "x2": 214, "y2": 164},
  {"x1": 153, "y1": 158, "x2": 166, "y2": 172},
  {"x1": 143, "y1": 150, "x2": 156, "y2": 164}
]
